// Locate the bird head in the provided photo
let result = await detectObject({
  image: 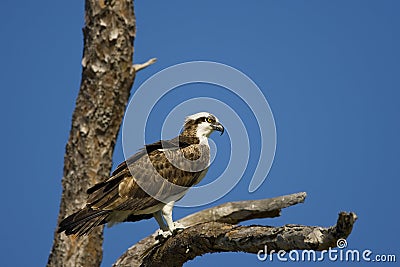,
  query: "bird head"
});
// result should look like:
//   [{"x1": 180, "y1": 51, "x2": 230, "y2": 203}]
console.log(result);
[{"x1": 182, "y1": 112, "x2": 224, "y2": 138}]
